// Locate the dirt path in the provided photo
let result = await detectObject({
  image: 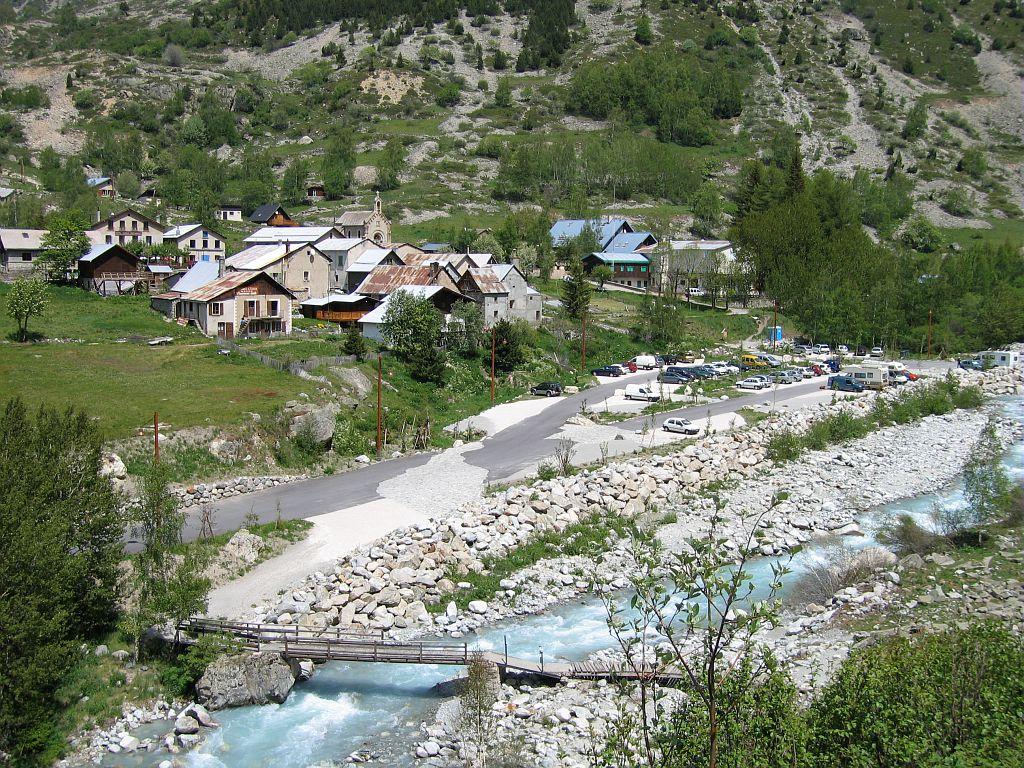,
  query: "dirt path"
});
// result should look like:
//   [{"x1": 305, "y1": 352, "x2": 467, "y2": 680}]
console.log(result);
[{"x1": 2, "y1": 63, "x2": 83, "y2": 153}]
